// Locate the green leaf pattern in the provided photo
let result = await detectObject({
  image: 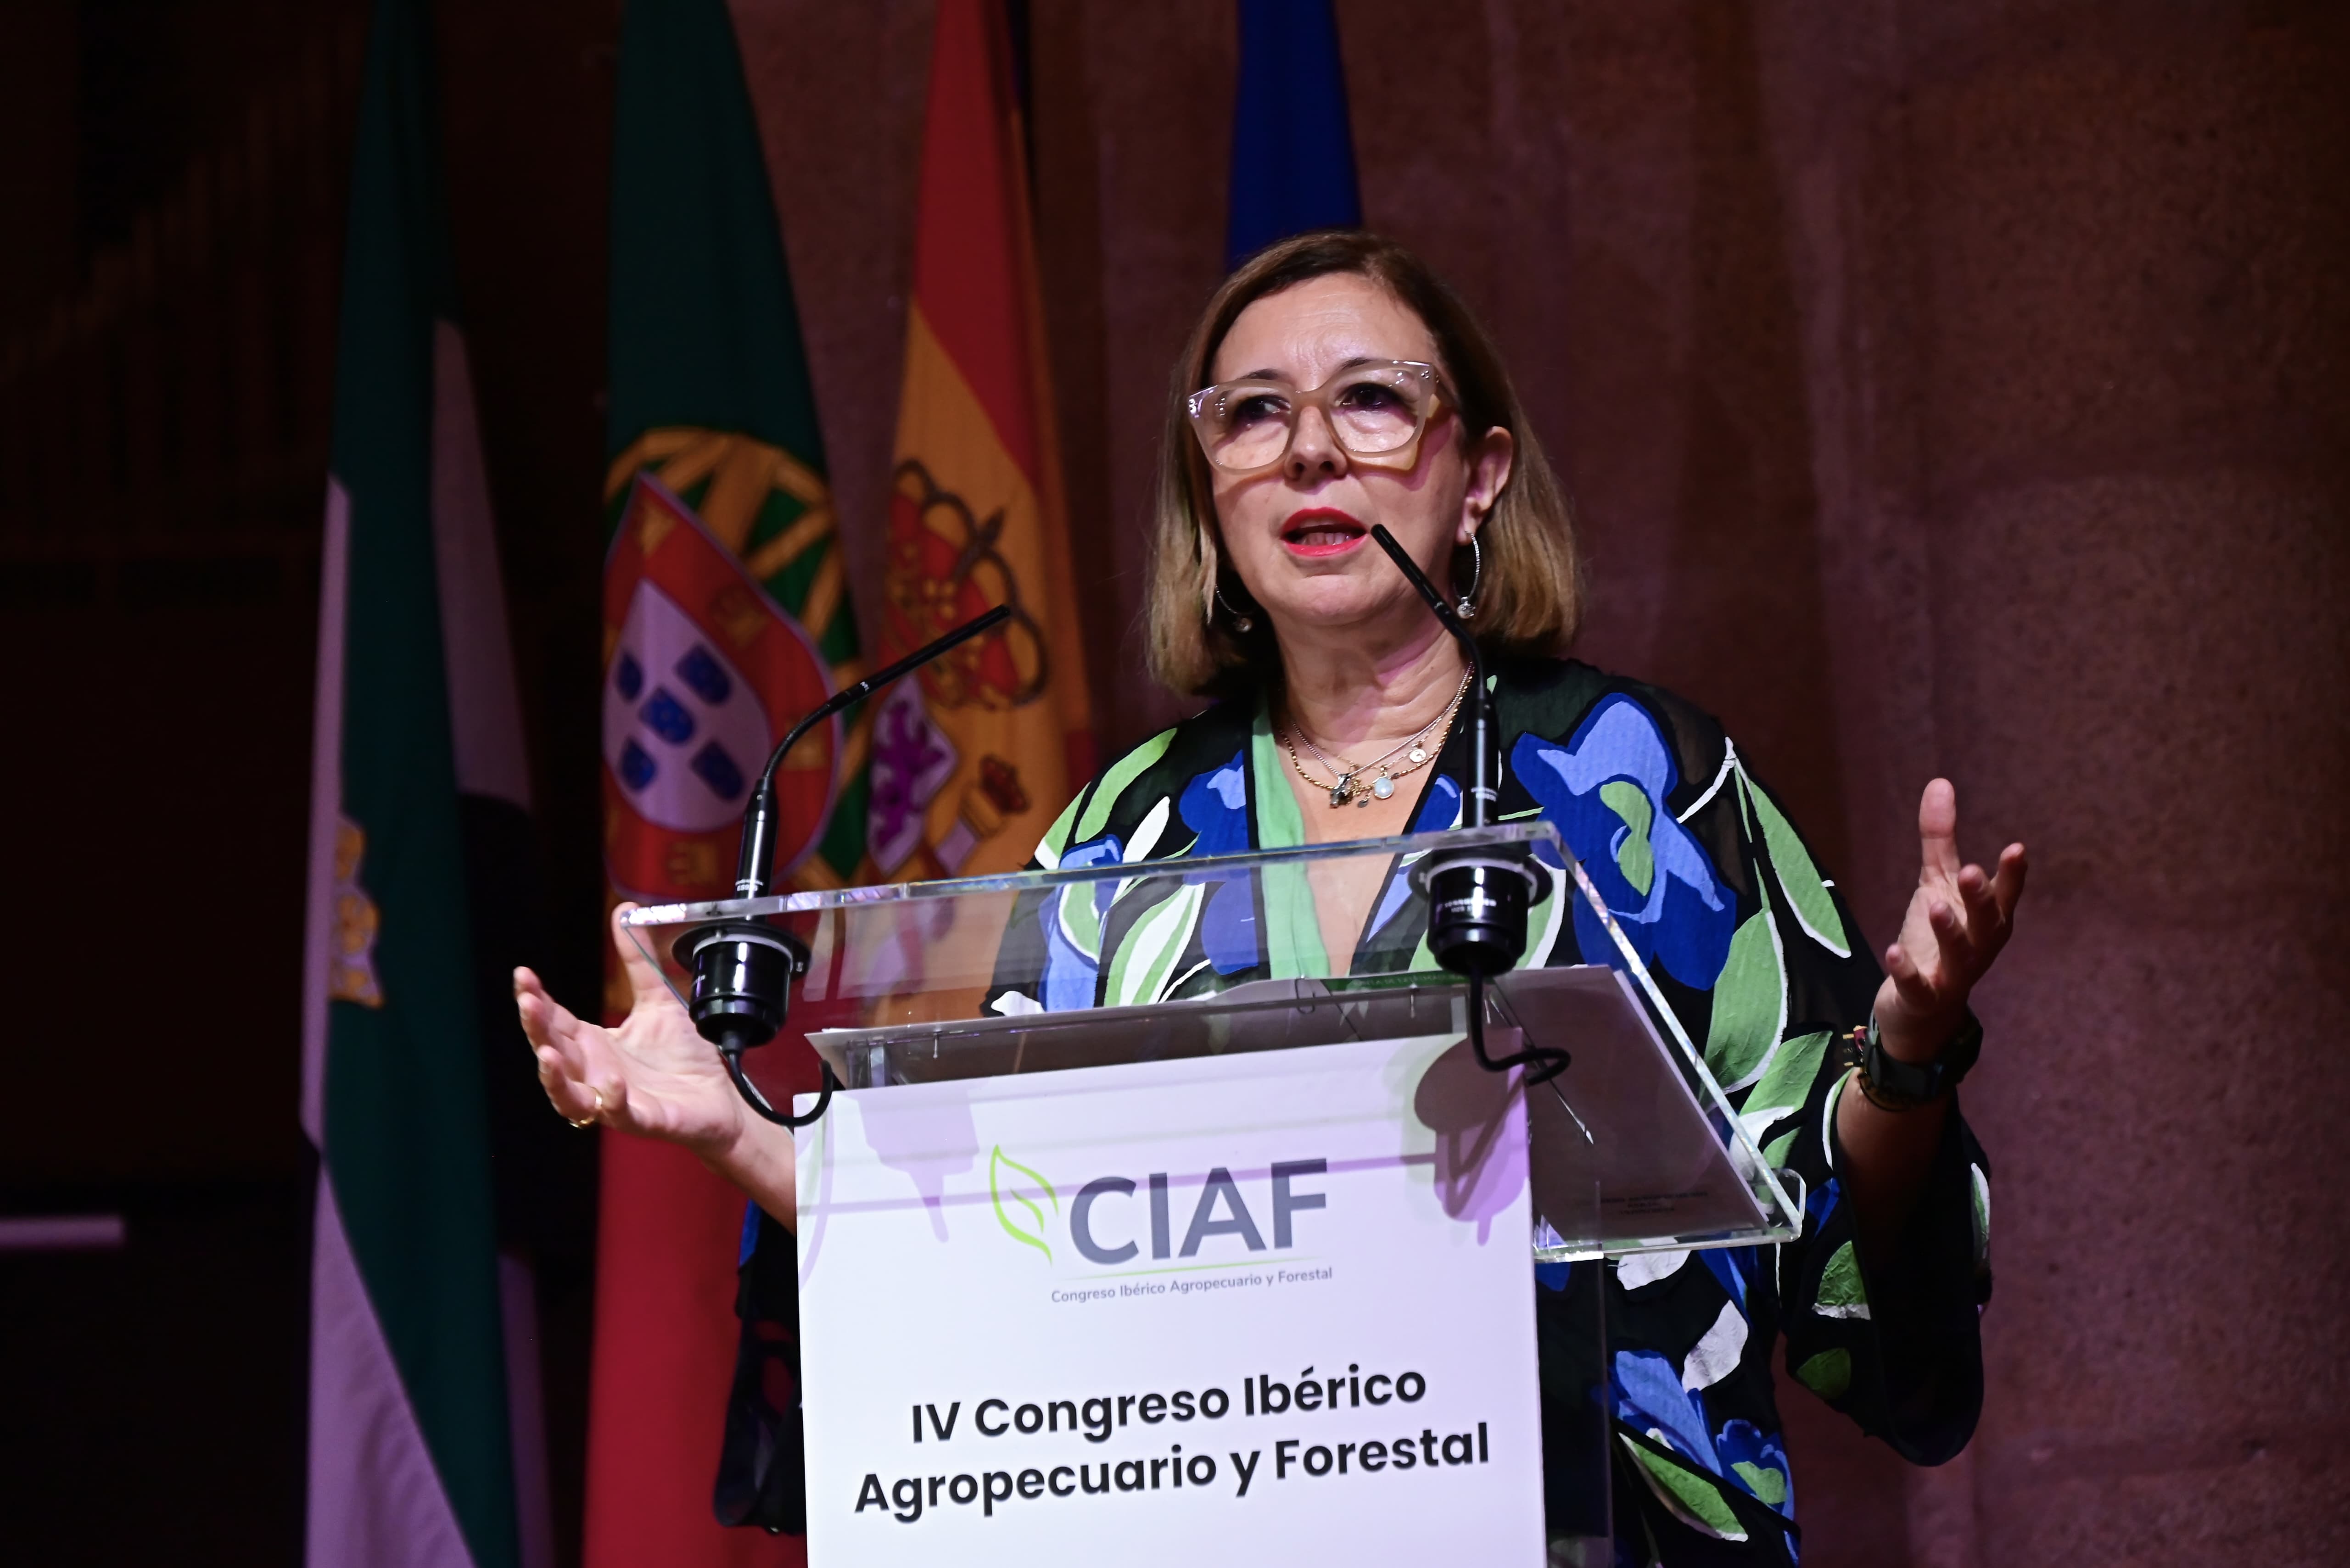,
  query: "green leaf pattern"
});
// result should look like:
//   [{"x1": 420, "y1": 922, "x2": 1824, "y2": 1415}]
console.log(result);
[
  {"x1": 1703, "y1": 912, "x2": 1785, "y2": 1091},
  {"x1": 1103, "y1": 880, "x2": 1207, "y2": 1009},
  {"x1": 1599, "y1": 779, "x2": 1656, "y2": 895},
  {"x1": 1794, "y1": 1348, "x2": 1852, "y2": 1400},
  {"x1": 1037, "y1": 729, "x2": 1175, "y2": 871},
  {"x1": 1694, "y1": 752, "x2": 1854, "y2": 1102},
  {"x1": 1740, "y1": 765, "x2": 1850, "y2": 959},
  {"x1": 1730, "y1": 1460, "x2": 1788, "y2": 1507},
  {"x1": 1056, "y1": 870, "x2": 1105, "y2": 962},
  {"x1": 1032, "y1": 789, "x2": 1085, "y2": 873},
  {"x1": 1814, "y1": 1240, "x2": 1870, "y2": 1321},
  {"x1": 1745, "y1": 1029, "x2": 1830, "y2": 1168},
  {"x1": 1628, "y1": 1440, "x2": 1749, "y2": 1543}
]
